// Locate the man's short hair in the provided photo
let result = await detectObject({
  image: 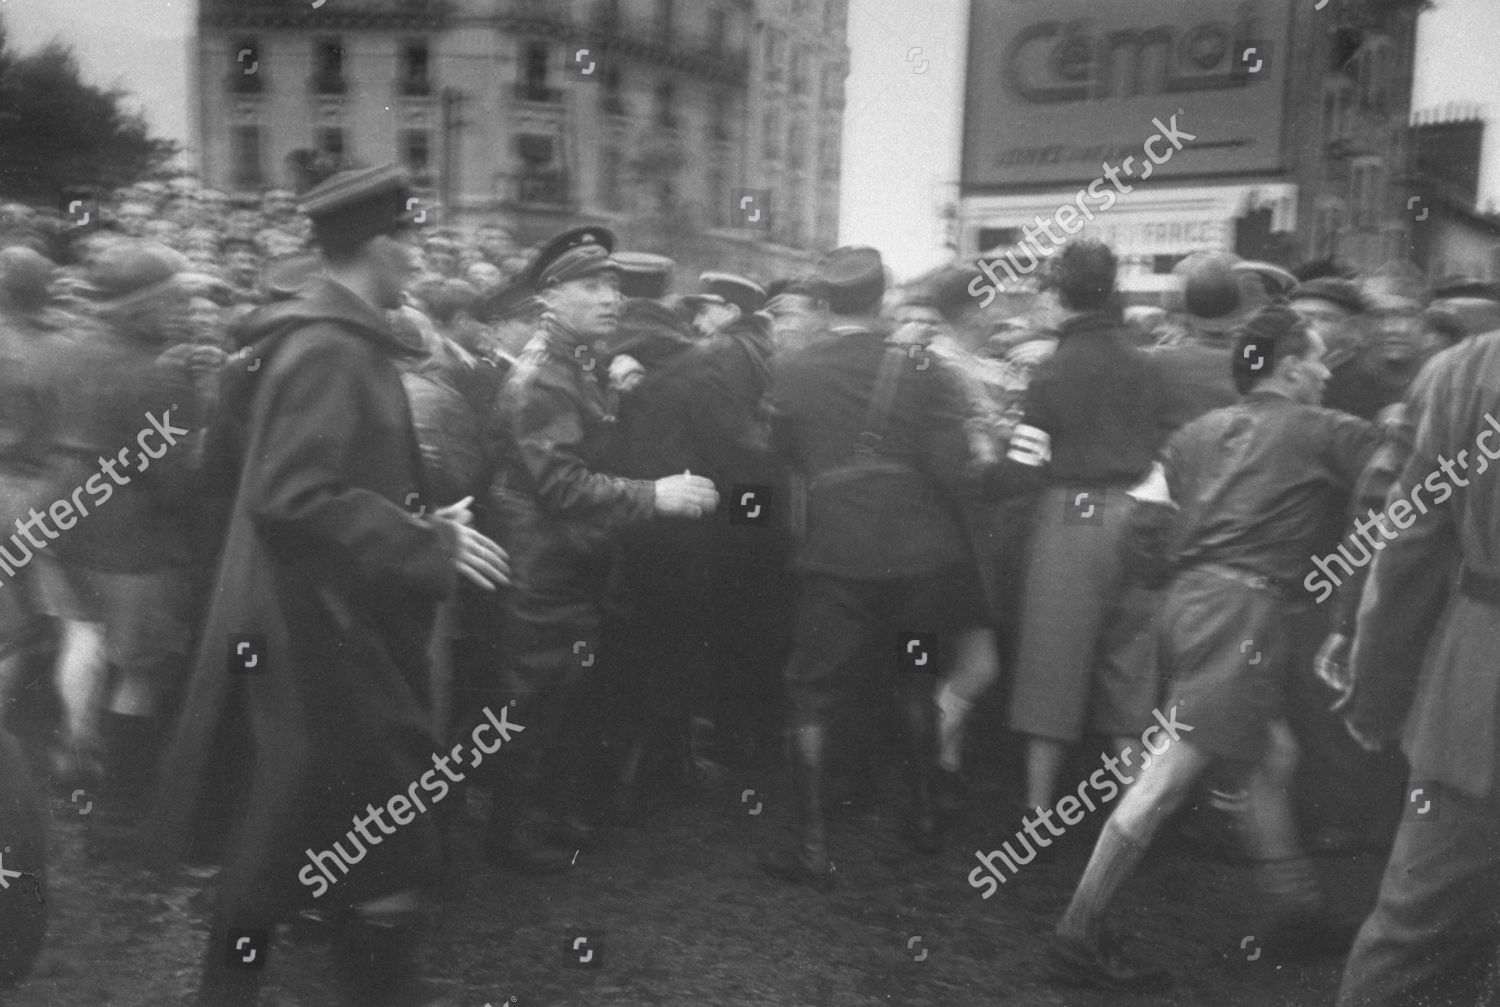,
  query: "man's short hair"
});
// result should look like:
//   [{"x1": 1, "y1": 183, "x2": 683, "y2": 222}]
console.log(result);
[
  {"x1": 1231, "y1": 301, "x2": 1313, "y2": 394},
  {"x1": 1050, "y1": 240, "x2": 1117, "y2": 312}
]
